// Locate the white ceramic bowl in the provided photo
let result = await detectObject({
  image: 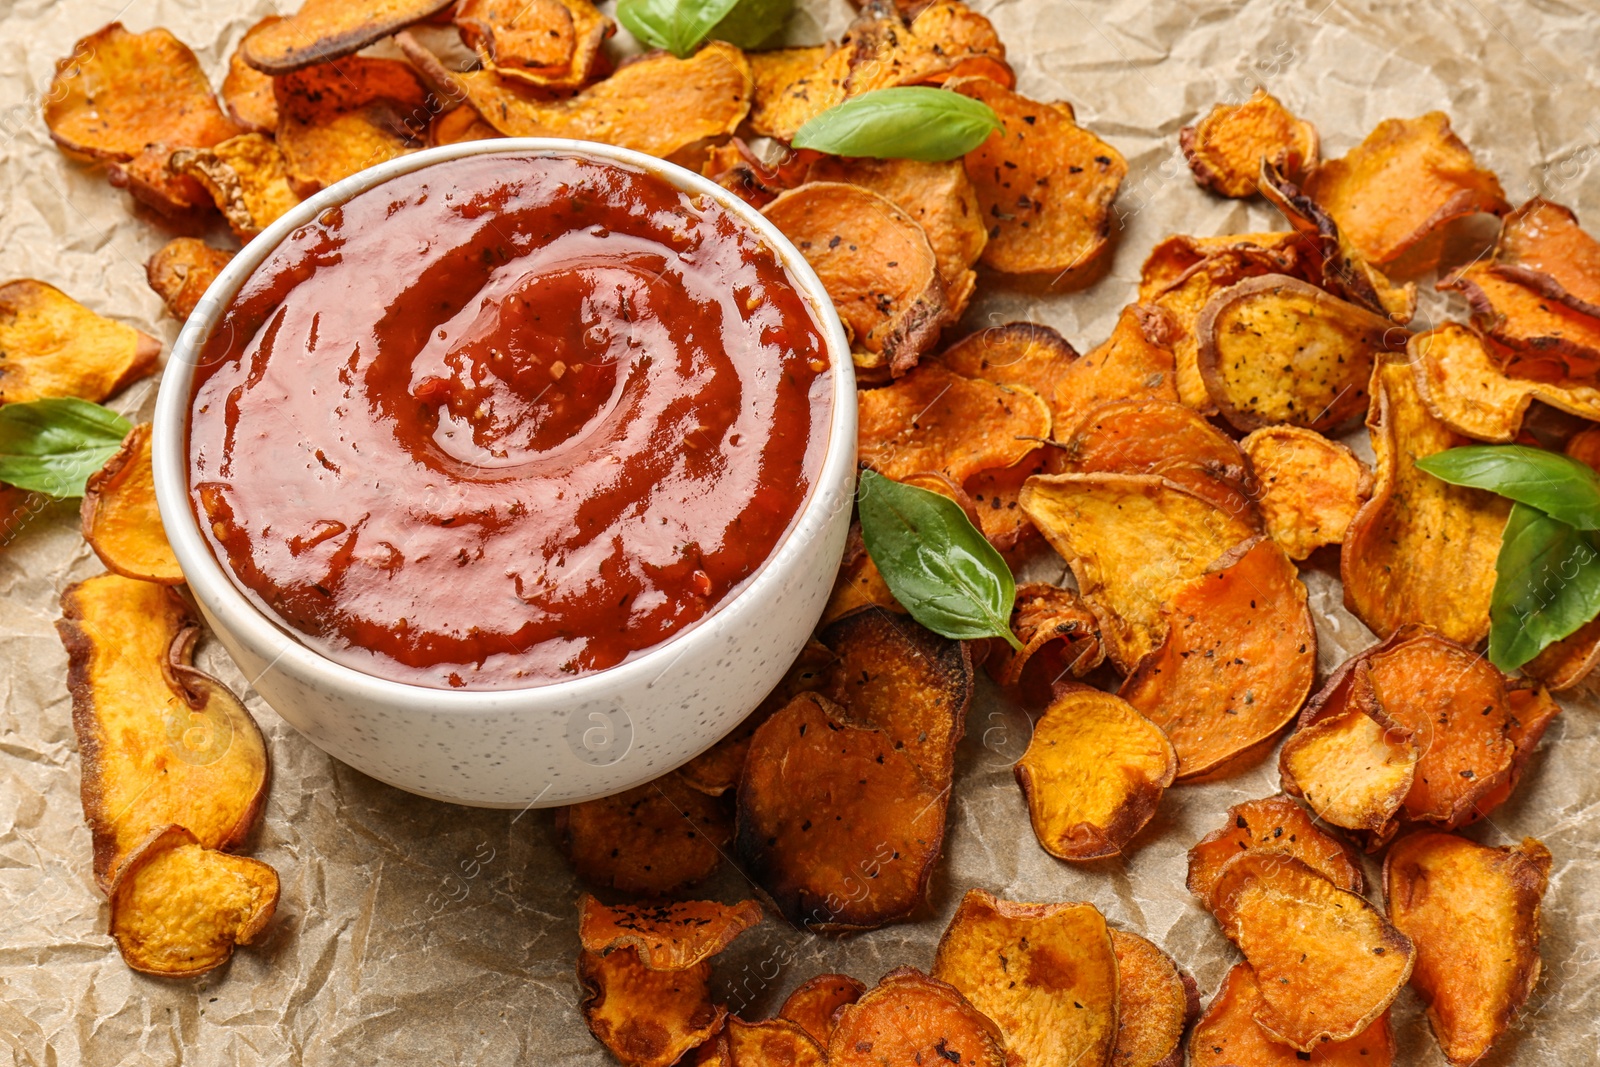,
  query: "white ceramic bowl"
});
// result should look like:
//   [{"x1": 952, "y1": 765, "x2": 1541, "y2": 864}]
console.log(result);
[{"x1": 151, "y1": 139, "x2": 856, "y2": 808}]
